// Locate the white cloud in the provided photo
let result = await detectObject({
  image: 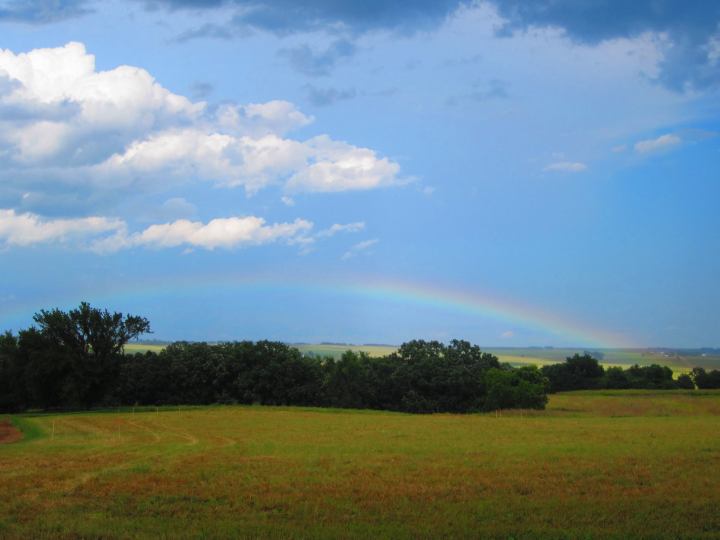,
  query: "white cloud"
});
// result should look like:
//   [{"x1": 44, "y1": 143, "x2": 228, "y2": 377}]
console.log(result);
[
  {"x1": 97, "y1": 129, "x2": 310, "y2": 193},
  {"x1": 0, "y1": 208, "x2": 315, "y2": 254},
  {"x1": 0, "y1": 42, "x2": 203, "y2": 164},
  {"x1": 543, "y1": 161, "x2": 588, "y2": 173},
  {"x1": 281, "y1": 196, "x2": 296, "y2": 206},
  {"x1": 316, "y1": 221, "x2": 365, "y2": 238},
  {"x1": 341, "y1": 238, "x2": 379, "y2": 260},
  {"x1": 634, "y1": 133, "x2": 681, "y2": 153},
  {"x1": 286, "y1": 136, "x2": 401, "y2": 193},
  {"x1": 95, "y1": 216, "x2": 313, "y2": 252},
  {"x1": 0, "y1": 208, "x2": 124, "y2": 247},
  {"x1": 216, "y1": 100, "x2": 313, "y2": 136},
  {"x1": 500, "y1": 330, "x2": 514, "y2": 339},
  {"x1": 0, "y1": 42, "x2": 401, "y2": 199}
]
